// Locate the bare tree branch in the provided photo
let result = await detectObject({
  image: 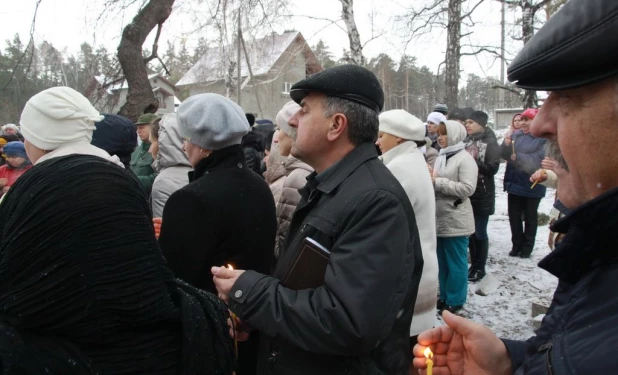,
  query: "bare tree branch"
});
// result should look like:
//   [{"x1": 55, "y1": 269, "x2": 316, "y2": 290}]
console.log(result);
[
  {"x1": 493, "y1": 84, "x2": 523, "y2": 97},
  {"x1": 1, "y1": 0, "x2": 43, "y2": 92},
  {"x1": 531, "y1": 0, "x2": 552, "y2": 12},
  {"x1": 143, "y1": 23, "x2": 163, "y2": 64},
  {"x1": 461, "y1": 46, "x2": 502, "y2": 58},
  {"x1": 460, "y1": 0, "x2": 485, "y2": 21}
]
